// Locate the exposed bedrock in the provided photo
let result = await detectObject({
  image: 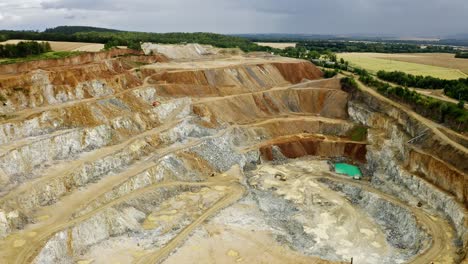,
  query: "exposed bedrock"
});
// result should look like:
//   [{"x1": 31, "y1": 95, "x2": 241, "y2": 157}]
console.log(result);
[{"x1": 0, "y1": 52, "x2": 169, "y2": 115}]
